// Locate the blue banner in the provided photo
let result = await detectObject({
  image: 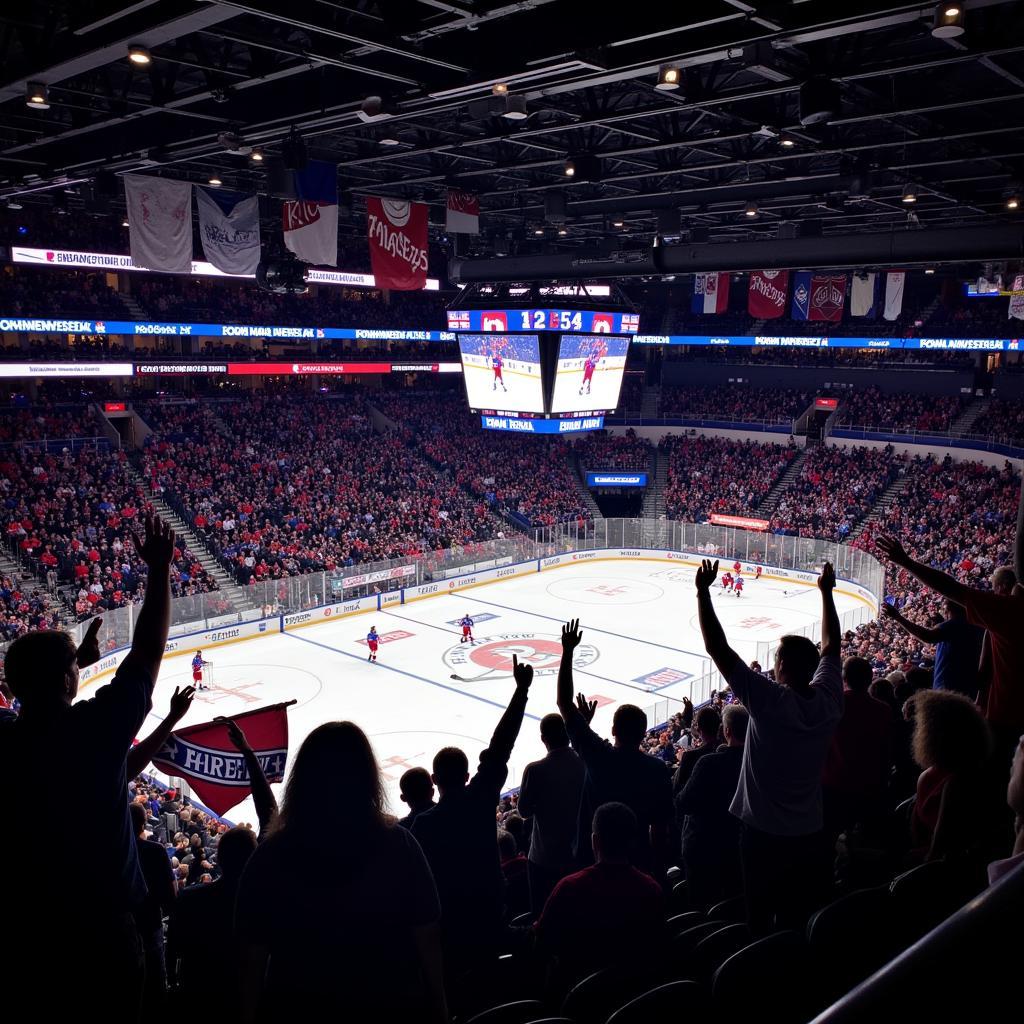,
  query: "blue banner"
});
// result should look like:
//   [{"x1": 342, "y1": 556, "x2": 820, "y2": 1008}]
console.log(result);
[
  {"x1": 480, "y1": 415, "x2": 605, "y2": 434},
  {"x1": 586, "y1": 471, "x2": 648, "y2": 487}
]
